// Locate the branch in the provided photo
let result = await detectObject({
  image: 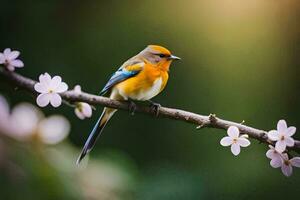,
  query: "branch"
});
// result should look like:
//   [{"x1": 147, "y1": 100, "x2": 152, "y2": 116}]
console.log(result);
[{"x1": 1, "y1": 69, "x2": 300, "y2": 149}]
